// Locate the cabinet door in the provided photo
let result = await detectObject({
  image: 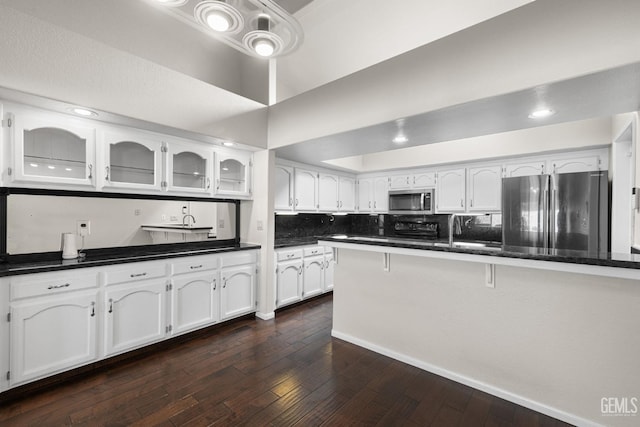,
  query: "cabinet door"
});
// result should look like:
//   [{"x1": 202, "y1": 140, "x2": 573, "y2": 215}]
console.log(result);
[
  {"x1": 294, "y1": 168, "x2": 318, "y2": 211},
  {"x1": 413, "y1": 172, "x2": 436, "y2": 188},
  {"x1": 324, "y1": 251, "x2": 335, "y2": 292},
  {"x1": 10, "y1": 291, "x2": 97, "y2": 385},
  {"x1": 275, "y1": 165, "x2": 294, "y2": 211},
  {"x1": 172, "y1": 272, "x2": 219, "y2": 335},
  {"x1": 504, "y1": 161, "x2": 545, "y2": 177},
  {"x1": 338, "y1": 176, "x2": 356, "y2": 211},
  {"x1": 166, "y1": 142, "x2": 213, "y2": 194},
  {"x1": 276, "y1": 260, "x2": 302, "y2": 308},
  {"x1": 104, "y1": 280, "x2": 167, "y2": 356},
  {"x1": 551, "y1": 156, "x2": 600, "y2": 174},
  {"x1": 467, "y1": 165, "x2": 502, "y2": 212},
  {"x1": 102, "y1": 130, "x2": 163, "y2": 191},
  {"x1": 215, "y1": 150, "x2": 252, "y2": 198},
  {"x1": 303, "y1": 256, "x2": 324, "y2": 299},
  {"x1": 220, "y1": 265, "x2": 256, "y2": 320},
  {"x1": 373, "y1": 177, "x2": 389, "y2": 212},
  {"x1": 357, "y1": 179, "x2": 372, "y2": 212},
  {"x1": 10, "y1": 112, "x2": 96, "y2": 187},
  {"x1": 436, "y1": 168, "x2": 466, "y2": 213},
  {"x1": 389, "y1": 175, "x2": 411, "y2": 190},
  {"x1": 318, "y1": 173, "x2": 339, "y2": 211}
]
